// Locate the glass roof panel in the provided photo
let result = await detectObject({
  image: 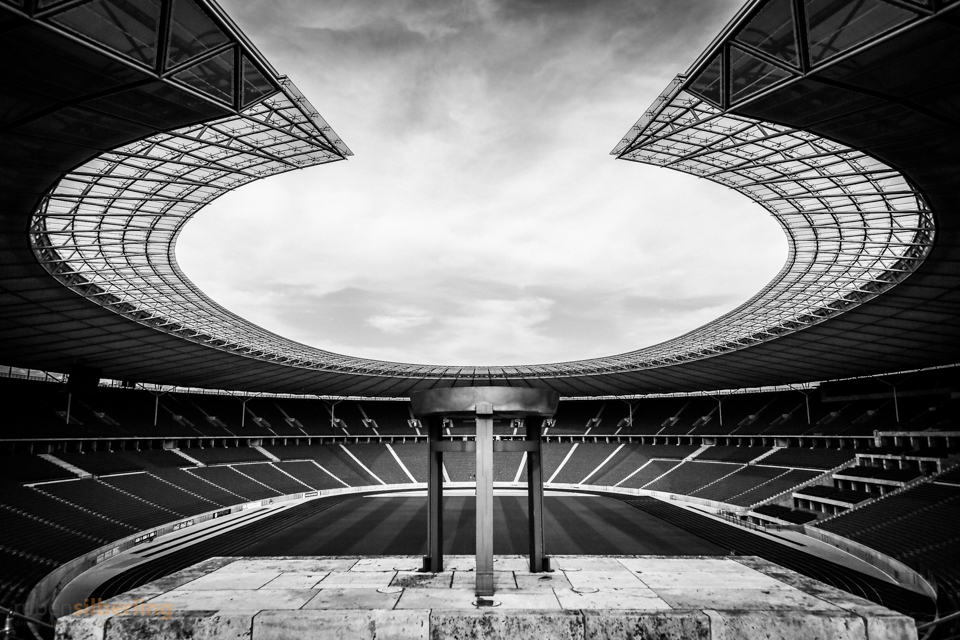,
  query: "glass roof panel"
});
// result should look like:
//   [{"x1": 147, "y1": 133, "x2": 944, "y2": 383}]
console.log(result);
[
  {"x1": 735, "y1": 0, "x2": 799, "y2": 65},
  {"x1": 241, "y1": 54, "x2": 274, "y2": 107},
  {"x1": 805, "y1": 0, "x2": 917, "y2": 65},
  {"x1": 50, "y1": 0, "x2": 161, "y2": 67},
  {"x1": 166, "y1": 0, "x2": 229, "y2": 68},
  {"x1": 688, "y1": 53, "x2": 723, "y2": 106},
  {"x1": 172, "y1": 47, "x2": 234, "y2": 104},
  {"x1": 729, "y1": 45, "x2": 792, "y2": 103}
]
